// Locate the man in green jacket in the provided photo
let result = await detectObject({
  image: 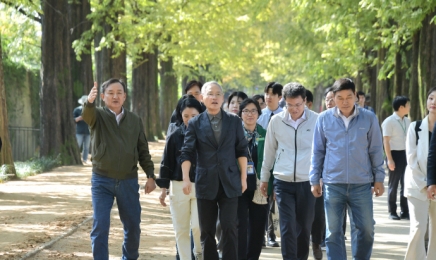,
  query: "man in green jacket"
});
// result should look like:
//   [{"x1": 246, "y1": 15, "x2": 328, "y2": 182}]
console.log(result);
[{"x1": 83, "y1": 79, "x2": 156, "y2": 260}]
